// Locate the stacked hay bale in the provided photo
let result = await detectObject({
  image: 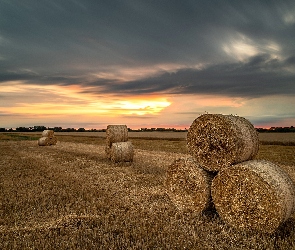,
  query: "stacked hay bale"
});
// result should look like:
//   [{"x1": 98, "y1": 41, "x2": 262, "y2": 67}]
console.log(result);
[
  {"x1": 165, "y1": 114, "x2": 295, "y2": 232},
  {"x1": 105, "y1": 125, "x2": 134, "y2": 163},
  {"x1": 164, "y1": 157, "x2": 215, "y2": 213},
  {"x1": 186, "y1": 114, "x2": 259, "y2": 171},
  {"x1": 211, "y1": 160, "x2": 295, "y2": 233},
  {"x1": 38, "y1": 130, "x2": 57, "y2": 146}
]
